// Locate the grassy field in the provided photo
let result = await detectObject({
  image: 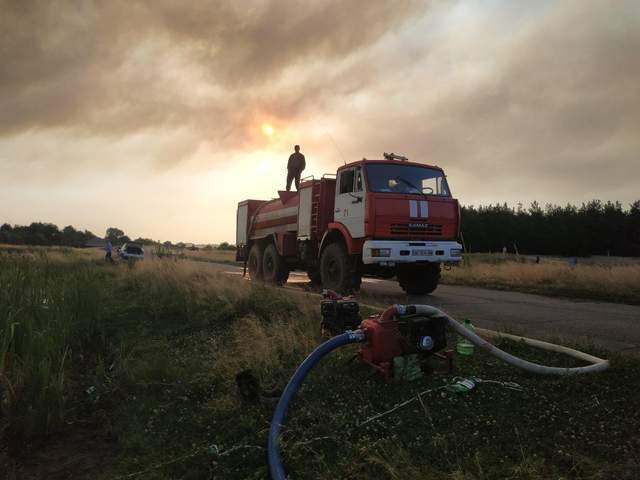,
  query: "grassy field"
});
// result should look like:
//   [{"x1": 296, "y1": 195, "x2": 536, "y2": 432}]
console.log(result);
[
  {"x1": 442, "y1": 254, "x2": 640, "y2": 304},
  {"x1": 182, "y1": 248, "x2": 239, "y2": 265},
  {"x1": 1, "y1": 249, "x2": 639, "y2": 479},
  {"x1": 2, "y1": 243, "x2": 639, "y2": 306},
  {"x1": 179, "y1": 248, "x2": 640, "y2": 304}
]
